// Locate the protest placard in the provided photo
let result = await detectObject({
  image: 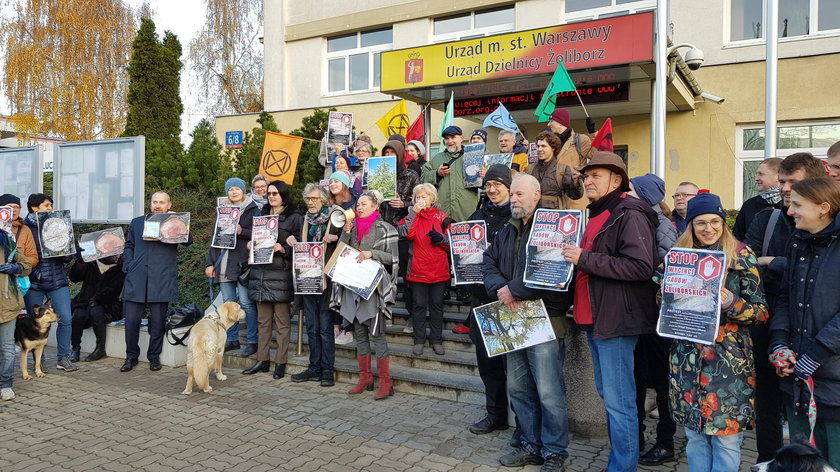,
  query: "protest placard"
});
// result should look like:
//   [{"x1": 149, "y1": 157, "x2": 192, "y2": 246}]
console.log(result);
[
  {"x1": 78, "y1": 227, "x2": 125, "y2": 262},
  {"x1": 528, "y1": 143, "x2": 540, "y2": 165},
  {"x1": 657, "y1": 248, "x2": 727, "y2": 345},
  {"x1": 483, "y1": 153, "x2": 514, "y2": 169},
  {"x1": 448, "y1": 220, "x2": 487, "y2": 285},
  {"x1": 37, "y1": 210, "x2": 76, "y2": 258},
  {"x1": 326, "y1": 244, "x2": 383, "y2": 300},
  {"x1": 249, "y1": 215, "x2": 279, "y2": 264},
  {"x1": 473, "y1": 299, "x2": 556, "y2": 357},
  {"x1": 293, "y1": 242, "x2": 326, "y2": 295},
  {"x1": 0, "y1": 206, "x2": 12, "y2": 235},
  {"x1": 462, "y1": 143, "x2": 485, "y2": 188},
  {"x1": 327, "y1": 111, "x2": 353, "y2": 160},
  {"x1": 211, "y1": 206, "x2": 242, "y2": 250},
  {"x1": 142, "y1": 212, "x2": 190, "y2": 244},
  {"x1": 366, "y1": 156, "x2": 397, "y2": 200},
  {"x1": 523, "y1": 209, "x2": 582, "y2": 290}
]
